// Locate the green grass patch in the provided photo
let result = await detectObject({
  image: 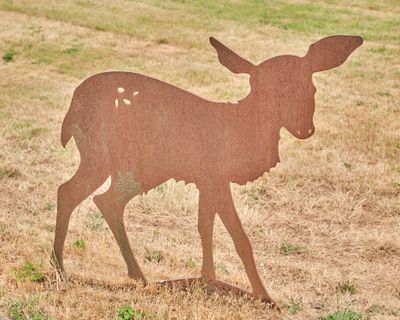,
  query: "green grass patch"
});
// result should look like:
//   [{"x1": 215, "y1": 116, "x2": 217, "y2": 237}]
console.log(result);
[
  {"x1": 285, "y1": 298, "x2": 302, "y2": 315},
  {"x1": 321, "y1": 310, "x2": 362, "y2": 320},
  {"x1": 87, "y1": 211, "x2": 106, "y2": 231},
  {"x1": 117, "y1": 305, "x2": 149, "y2": 320},
  {"x1": 13, "y1": 259, "x2": 45, "y2": 283},
  {"x1": 366, "y1": 304, "x2": 385, "y2": 315},
  {"x1": 182, "y1": 0, "x2": 400, "y2": 41},
  {"x1": 390, "y1": 181, "x2": 400, "y2": 188},
  {"x1": 29, "y1": 43, "x2": 109, "y2": 78},
  {"x1": 72, "y1": 239, "x2": 85, "y2": 250},
  {"x1": 25, "y1": 127, "x2": 47, "y2": 140},
  {"x1": 0, "y1": 223, "x2": 8, "y2": 236},
  {"x1": 247, "y1": 185, "x2": 267, "y2": 201},
  {"x1": 0, "y1": 167, "x2": 21, "y2": 178},
  {"x1": 63, "y1": 47, "x2": 80, "y2": 55},
  {"x1": 12, "y1": 120, "x2": 47, "y2": 140},
  {"x1": 1, "y1": 0, "x2": 399, "y2": 43},
  {"x1": 343, "y1": 162, "x2": 352, "y2": 169},
  {"x1": 185, "y1": 257, "x2": 196, "y2": 268},
  {"x1": 338, "y1": 280, "x2": 357, "y2": 294},
  {"x1": 2, "y1": 48, "x2": 16, "y2": 62},
  {"x1": 44, "y1": 202, "x2": 55, "y2": 211},
  {"x1": 216, "y1": 263, "x2": 229, "y2": 275},
  {"x1": 144, "y1": 249, "x2": 164, "y2": 263},
  {"x1": 280, "y1": 243, "x2": 304, "y2": 255},
  {"x1": 8, "y1": 300, "x2": 52, "y2": 320},
  {"x1": 4, "y1": 36, "x2": 113, "y2": 78}
]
